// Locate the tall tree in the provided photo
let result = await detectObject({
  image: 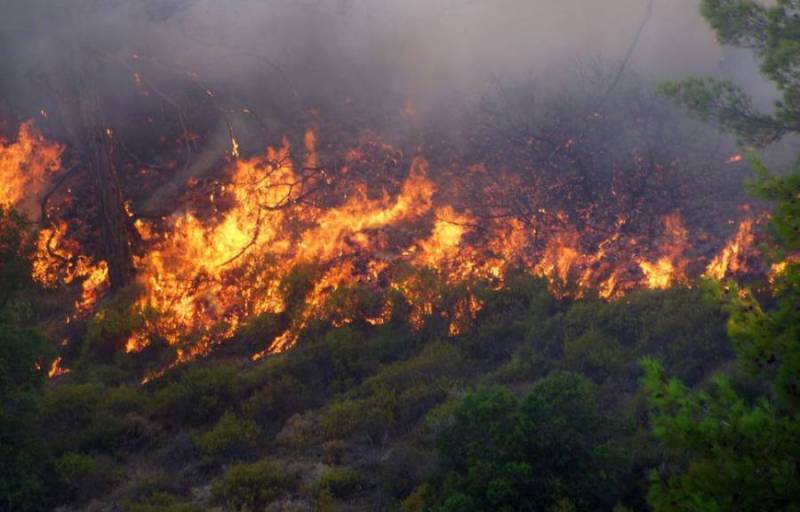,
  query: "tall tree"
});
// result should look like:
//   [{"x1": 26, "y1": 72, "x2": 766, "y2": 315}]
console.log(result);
[{"x1": 643, "y1": 1, "x2": 800, "y2": 510}]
